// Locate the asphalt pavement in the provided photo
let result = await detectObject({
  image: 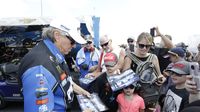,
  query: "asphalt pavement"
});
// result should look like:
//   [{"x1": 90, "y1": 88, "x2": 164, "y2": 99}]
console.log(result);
[
  {"x1": 0, "y1": 102, "x2": 23, "y2": 112},
  {"x1": 0, "y1": 99, "x2": 81, "y2": 112}
]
